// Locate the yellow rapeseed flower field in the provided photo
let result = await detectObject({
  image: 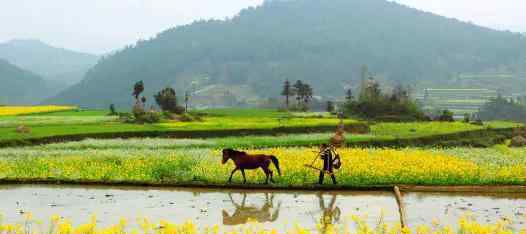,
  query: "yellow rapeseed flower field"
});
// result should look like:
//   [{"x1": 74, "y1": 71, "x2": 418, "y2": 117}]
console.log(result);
[
  {"x1": 0, "y1": 105, "x2": 77, "y2": 116},
  {"x1": 1, "y1": 146, "x2": 524, "y2": 186}
]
